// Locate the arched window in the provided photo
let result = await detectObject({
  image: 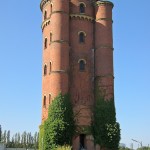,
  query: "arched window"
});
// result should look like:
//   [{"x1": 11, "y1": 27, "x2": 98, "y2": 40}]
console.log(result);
[
  {"x1": 80, "y1": 134, "x2": 85, "y2": 149},
  {"x1": 44, "y1": 38, "x2": 47, "y2": 49},
  {"x1": 44, "y1": 11, "x2": 47, "y2": 20},
  {"x1": 79, "y1": 32, "x2": 85, "y2": 43},
  {"x1": 43, "y1": 96, "x2": 46, "y2": 107},
  {"x1": 44, "y1": 64, "x2": 47, "y2": 75},
  {"x1": 49, "y1": 94, "x2": 51, "y2": 104},
  {"x1": 50, "y1": 33, "x2": 52, "y2": 42},
  {"x1": 50, "y1": 3, "x2": 53, "y2": 14},
  {"x1": 79, "y1": 60, "x2": 86, "y2": 71},
  {"x1": 49, "y1": 62, "x2": 52, "y2": 73},
  {"x1": 80, "y1": 3, "x2": 85, "y2": 13}
]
